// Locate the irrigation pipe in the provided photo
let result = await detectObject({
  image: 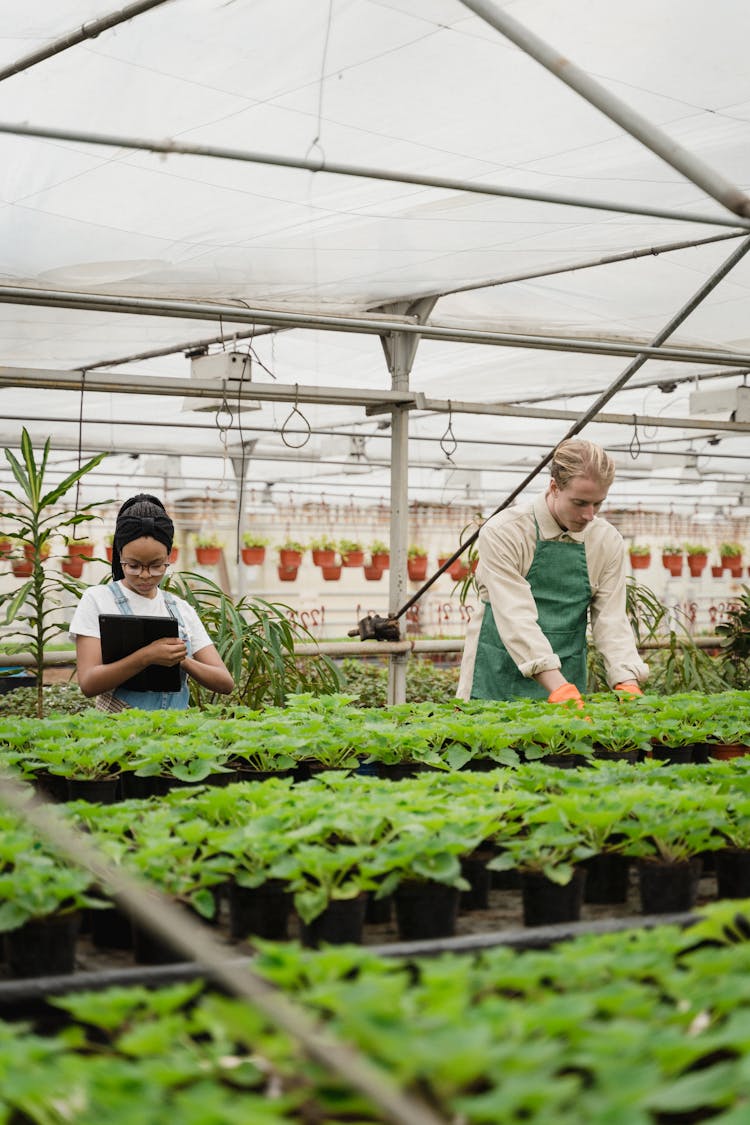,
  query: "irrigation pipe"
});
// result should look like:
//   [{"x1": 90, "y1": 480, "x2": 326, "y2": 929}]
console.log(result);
[{"x1": 0, "y1": 775, "x2": 448, "y2": 1125}]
